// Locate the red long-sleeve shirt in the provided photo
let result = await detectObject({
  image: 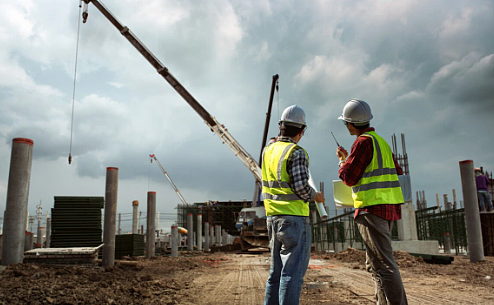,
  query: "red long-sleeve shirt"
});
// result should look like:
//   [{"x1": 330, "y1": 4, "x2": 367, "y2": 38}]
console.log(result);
[{"x1": 338, "y1": 128, "x2": 402, "y2": 221}]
